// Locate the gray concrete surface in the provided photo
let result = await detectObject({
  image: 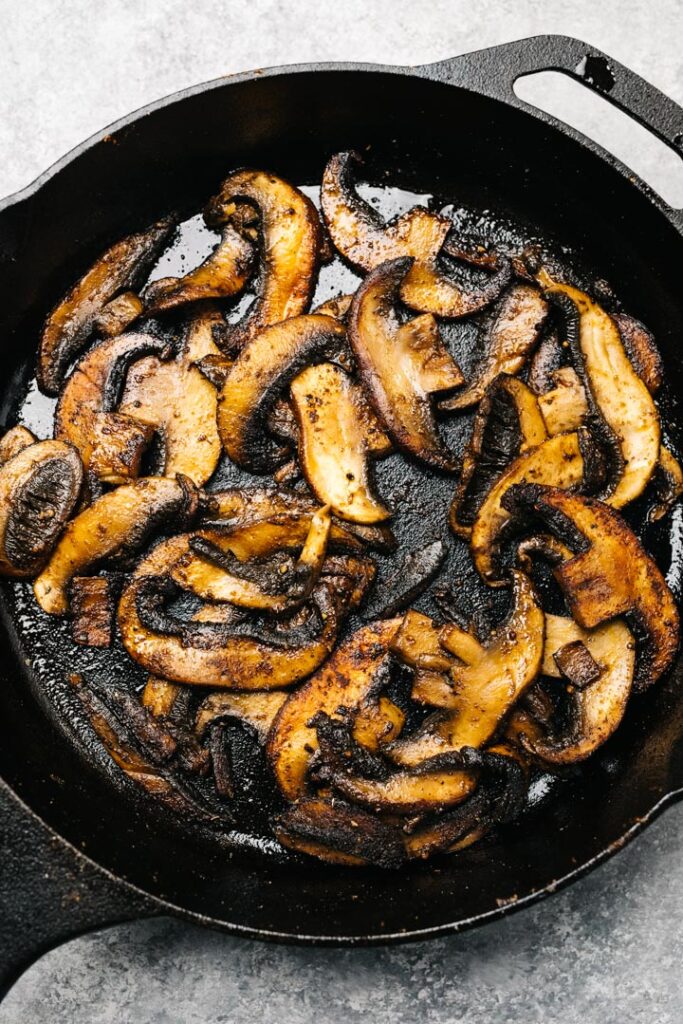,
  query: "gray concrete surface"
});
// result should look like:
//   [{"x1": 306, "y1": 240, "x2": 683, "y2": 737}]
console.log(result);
[{"x1": 2, "y1": 0, "x2": 683, "y2": 1020}]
